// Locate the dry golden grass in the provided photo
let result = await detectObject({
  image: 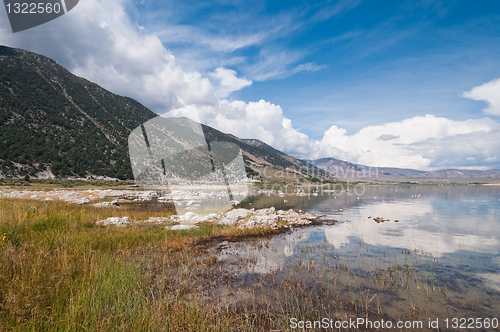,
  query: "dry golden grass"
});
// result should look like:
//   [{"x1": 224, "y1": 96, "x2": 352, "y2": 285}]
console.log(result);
[
  {"x1": 0, "y1": 197, "x2": 289, "y2": 331},
  {"x1": 1, "y1": 196, "x2": 429, "y2": 331}
]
